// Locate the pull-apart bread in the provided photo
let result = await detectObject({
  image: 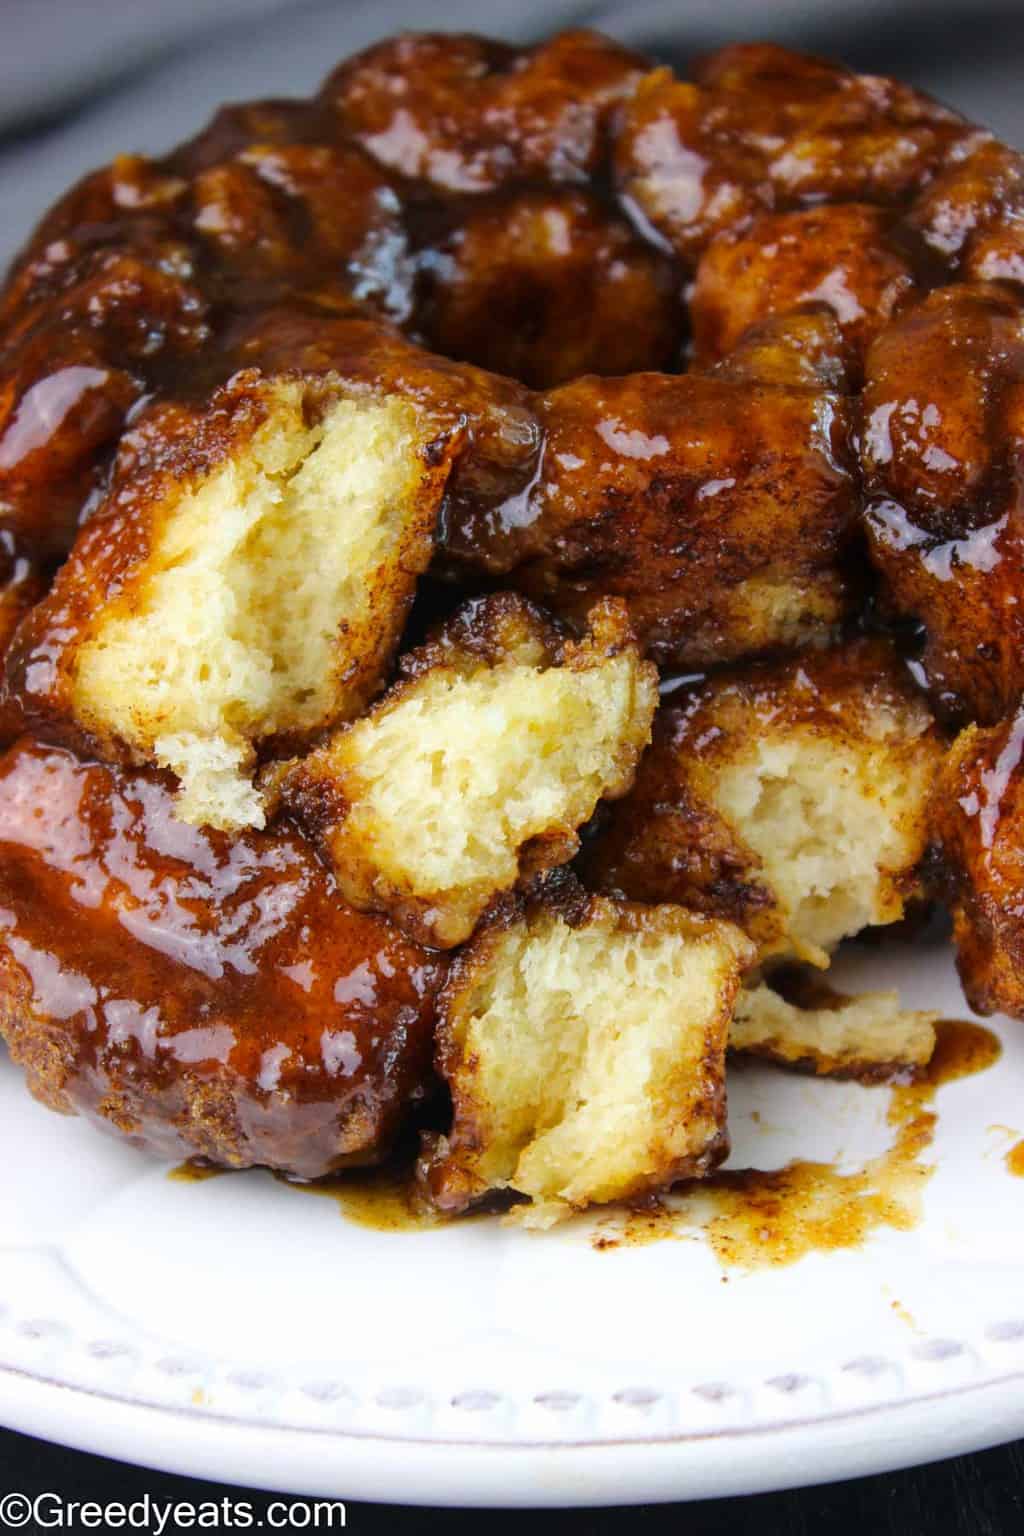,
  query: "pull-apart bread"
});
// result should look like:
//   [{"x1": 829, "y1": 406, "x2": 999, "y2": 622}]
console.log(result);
[{"x1": 1, "y1": 26, "x2": 1021, "y2": 1214}]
